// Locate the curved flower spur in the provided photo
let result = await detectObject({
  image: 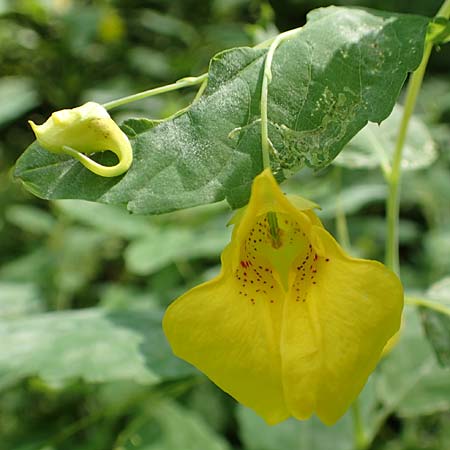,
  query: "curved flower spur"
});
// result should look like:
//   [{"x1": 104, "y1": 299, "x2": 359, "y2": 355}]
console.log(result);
[
  {"x1": 163, "y1": 169, "x2": 403, "y2": 425},
  {"x1": 29, "y1": 102, "x2": 132, "y2": 177}
]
